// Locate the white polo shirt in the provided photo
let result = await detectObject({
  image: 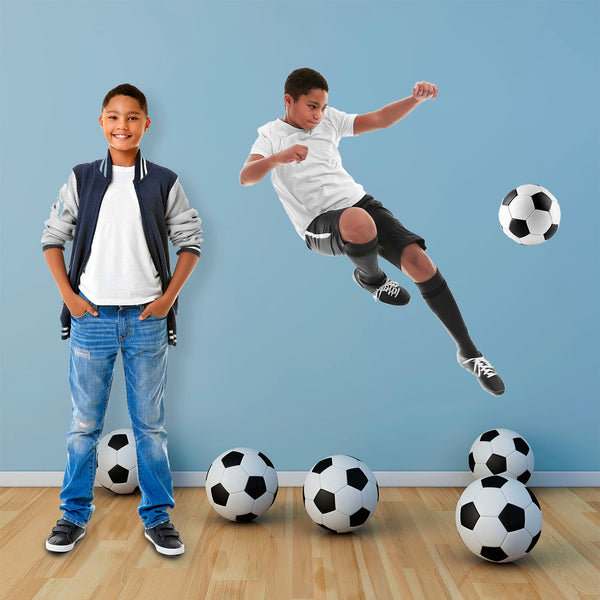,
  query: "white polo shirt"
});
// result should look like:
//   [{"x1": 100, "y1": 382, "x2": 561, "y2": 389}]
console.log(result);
[{"x1": 250, "y1": 106, "x2": 365, "y2": 238}]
